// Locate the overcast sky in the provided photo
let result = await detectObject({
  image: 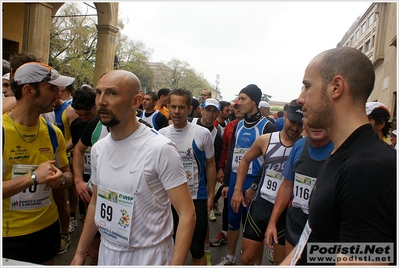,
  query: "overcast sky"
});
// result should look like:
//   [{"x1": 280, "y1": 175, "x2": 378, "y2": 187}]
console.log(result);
[{"x1": 117, "y1": 1, "x2": 373, "y2": 102}]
